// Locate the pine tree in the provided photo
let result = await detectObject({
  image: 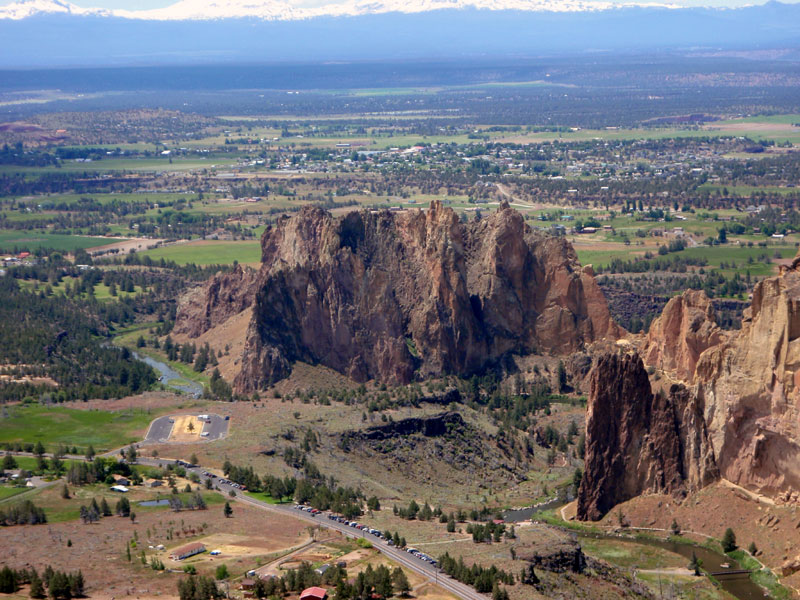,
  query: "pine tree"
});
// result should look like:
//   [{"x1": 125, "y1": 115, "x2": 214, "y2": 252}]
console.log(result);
[
  {"x1": 721, "y1": 528, "x2": 737, "y2": 553},
  {"x1": 689, "y1": 551, "x2": 702, "y2": 576},
  {"x1": 223, "y1": 502, "x2": 232, "y2": 518},
  {"x1": 391, "y1": 567, "x2": 410, "y2": 597},
  {"x1": 29, "y1": 572, "x2": 45, "y2": 599},
  {"x1": 670, "y1": 519, "x2": 681, "y2": 536}
]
